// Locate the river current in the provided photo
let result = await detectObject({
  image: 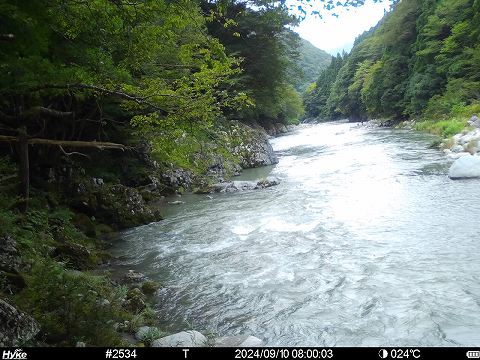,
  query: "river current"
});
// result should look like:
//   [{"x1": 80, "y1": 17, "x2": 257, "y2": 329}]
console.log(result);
[{"x1": 113, "y1": 122, "x2": 480, "y2": 346}]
